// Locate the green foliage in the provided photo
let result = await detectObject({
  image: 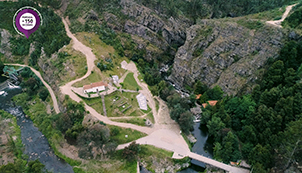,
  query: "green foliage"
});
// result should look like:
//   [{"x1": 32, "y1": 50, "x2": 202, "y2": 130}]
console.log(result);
[
  {"x1": 122, "y1": 142, "x2": 141, "y2": 161},
  {"x1": 277, "y1": 119, "x2": 302, "y2": 170},
  {"x1": 237, "y1": 19, "x2": 264, "y2": 30},
  {"x1": 283, "y1": 6, "x2": 302, "y2": 28},
  {"x1": 203, "y1": 39, "x2": 302, "y2": 169},
  {"x1": 38, "y1": 87, "x2": 49, "y2": 101},
  {"x1": 99, "y1": 24, "x2": 124, "y2": 56},
  {"x1": 26, "y1": 160, "x2": 45, "y2": 173},
  {"x1": 0, "y1": 163, "x2": 22, "y2": 173},
  {"x1": 122, "y1": 72, "x2": 141, "y2": 90},
  {"x1": 1, "y1": 1, "x2": 70, "y2": 60},
  {"x1": 205, "y1": 85, "x2": 224, "y2": 100},
  {"x1": 0, "y1": 59, "x2": 4, "y2": 74},
  {"x1": 10, "y1": 37, "x2": 31, "y2": 56}
]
